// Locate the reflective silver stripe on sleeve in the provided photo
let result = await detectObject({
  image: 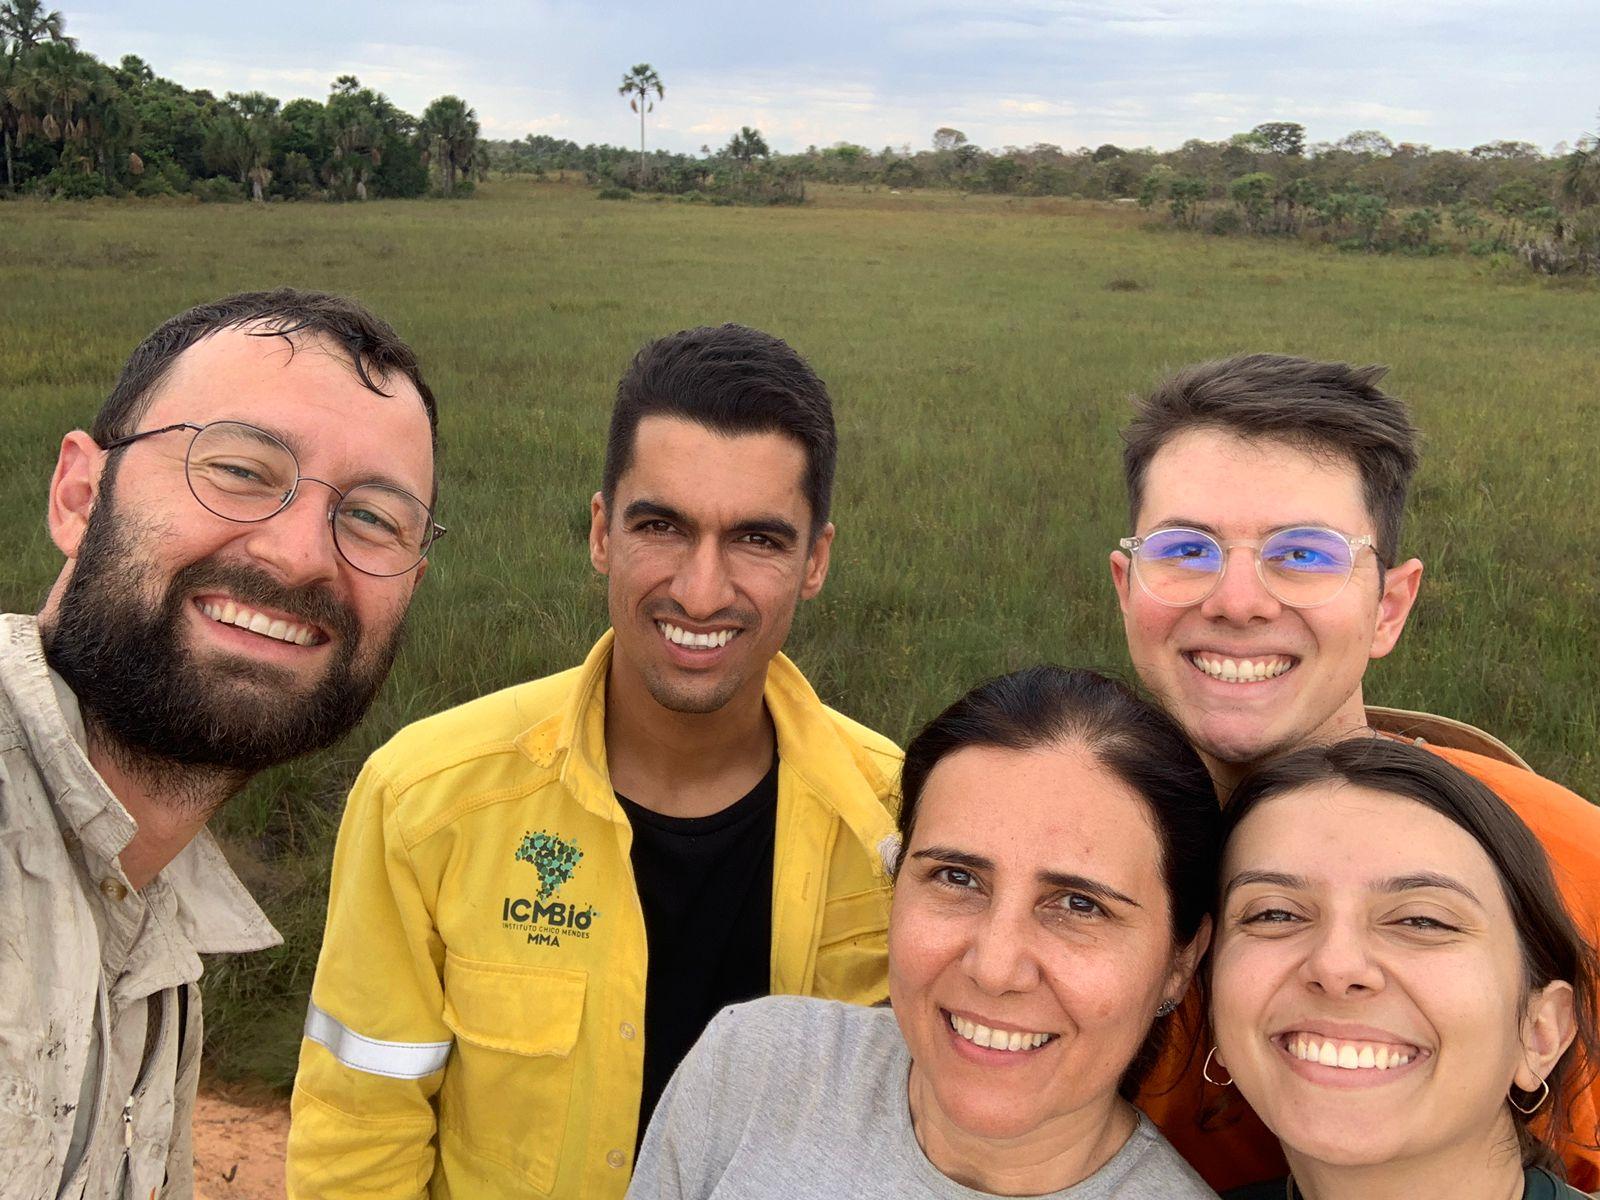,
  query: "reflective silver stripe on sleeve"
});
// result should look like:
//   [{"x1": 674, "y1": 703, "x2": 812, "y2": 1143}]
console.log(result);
[{"x1": 303, "y1": 1002, "x2": 453, "y2": 1080}]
